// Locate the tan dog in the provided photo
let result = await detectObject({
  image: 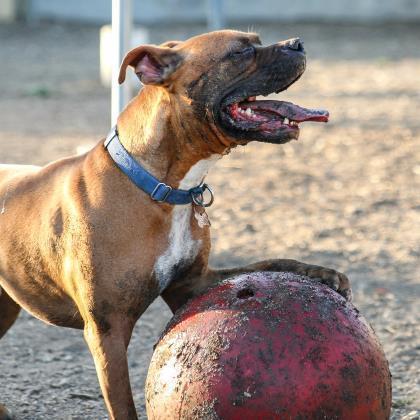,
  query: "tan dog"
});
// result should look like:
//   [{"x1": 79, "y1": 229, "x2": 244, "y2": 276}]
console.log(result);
[{"x1": 0, "y1": 30, "x2": 350, "y2": 419}]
